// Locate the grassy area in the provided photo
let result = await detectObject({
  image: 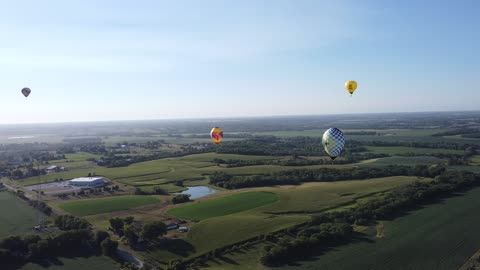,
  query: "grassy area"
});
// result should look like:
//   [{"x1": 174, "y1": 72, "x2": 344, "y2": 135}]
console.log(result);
[
  {"x1": 358, "y1": 156, "x2": 444, "y2": 167},
  {"x1": 20, "y1": 153, "x2": 352, "y2": 187},
  {"x1": 365, "y1": 146, "x2": 464, "y2": 155},
  {"x1": 59, "y1": 195, "x2": 161, "y2": 216},
  {"x1": 0, "y1": 190, "x2": 45, "y2": 238},
  {"x1": 257, "y1": 176, "x2": 429, "y2": 214},
  {"x1": 151, "y1": 176, "x2": 423, "y2": 263},
  {"x1": 187, "y1": 214, "x2": 308, "y2": 257},
  {"x1": 20, "y1": 256, "x2": 118, "y2": 270},
  {"x1": 168, "y1": 191, "x2": 278, "y2": 220},
  {"x1": 275, "y1": 186, "x2": 480, "y2": 270}
]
